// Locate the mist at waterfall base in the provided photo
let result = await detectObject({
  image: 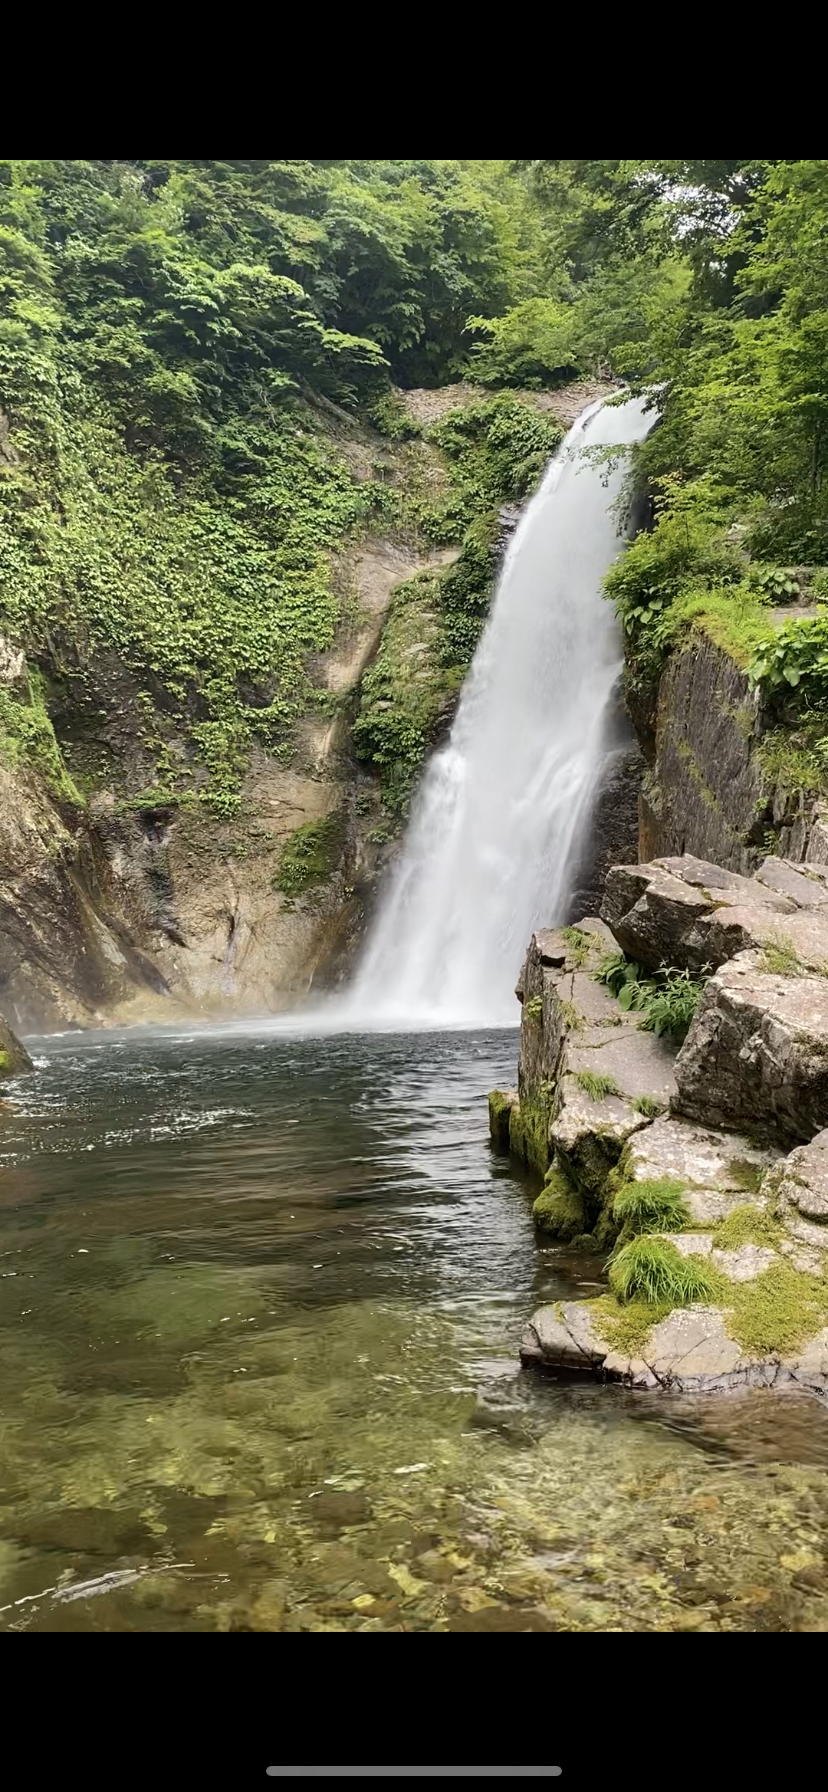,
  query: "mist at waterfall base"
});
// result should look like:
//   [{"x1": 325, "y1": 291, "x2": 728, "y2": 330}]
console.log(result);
[{"x1": 343, "y1": 393, "x2": 653, "y2": 1030}]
